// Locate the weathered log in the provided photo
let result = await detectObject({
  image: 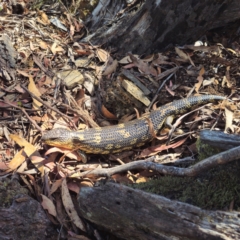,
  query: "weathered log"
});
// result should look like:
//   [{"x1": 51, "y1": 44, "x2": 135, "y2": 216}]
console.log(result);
[
  {"x1": 199, "y1": 130, "x2": 240, "y2": 150},
  {"x1": 78, "y1": 183, "x2": 240, "y2": 240},
  {"x1": 84, "y1": 0, "x2": 240, "y2": 55}
]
